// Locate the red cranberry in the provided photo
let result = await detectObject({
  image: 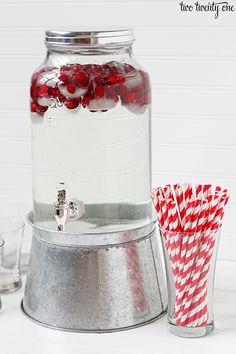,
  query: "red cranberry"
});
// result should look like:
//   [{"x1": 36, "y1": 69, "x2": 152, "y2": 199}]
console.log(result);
[
  {"x1": 30, "y1": 102, "x2": 38, "y2": 112},
  {"x1": 75, "y1": 71, "x2": 89, "y2": 87},
  {"x1": 106, "y1": 86, "x2": 115, "y2": 97},
  {"x1": 38, "y1": 85, "x2": 49, "y2": 96},
  {"x1": 65, "y1": 97, "x2": 81, "y2": 109},
  {"x1": 101, "y1": 64, "x2": 110, "y2": 71},
  {"x1": 48, "y1": 87, "x2": 59, "y2": 98},
  {"x1": 105, "y1": 74, "x2": 125, "y2": 85},
  {"x1": 73, "y1": 64, "x2": 82, "y2": 72},
  {"x1": 82, "y1": 94, "x2": 91, "y2": 107},
  {"x1": 30, "y1": 85, "x2": 38, "y2": 99},
  {"x1": 59, "y1": 74, "x2": 69, "y2": 84},
  {"x1": 124, "y1": 63, "x2": 135, "y2": 73},
  {"x1": 121, "y1": 91, "x2": 135, "y2": 105},
  {"x1": 66, "y1": 83, "x2": 76, "y2": 94},
  {"x1": 113, "y1": 95, "x2": 119, "y2": 103},
  {"x1": 31, "y1": 102, "x2": 48, "y2": 115},
  {"x1": 90, "y1": 67, "x2": 102, "y2": 76},
  {"x1": 133, "y1": 86, "x2": 142, "y2": 99},
  {"x1": 86, "y1": 81, "x2": 94, "y2": 95},
  {"x1": 60, "y1": 65, "x2": 73, "y2": 73},
  {"x1": 37, "y1": 104, "x2": 48, "y2": 113},
  {"x1": 116, "y1": 83, "x2": 128, "y2": 96},
  {"x1": 58, "y1": 94, "x2": 66, "y2": 103},
  {"x1": 81, "y1": 64, "x2": 91, "y2": 72},
  {"x1": 94, "y1": 75, "x2": 104, "y2": 85},
  {"x1": 133, "y1": 78, "x2": 150, "y2": 106},
  {"x1": 95, "y1": 85, "x2": 105, "y2": 98}
]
